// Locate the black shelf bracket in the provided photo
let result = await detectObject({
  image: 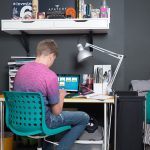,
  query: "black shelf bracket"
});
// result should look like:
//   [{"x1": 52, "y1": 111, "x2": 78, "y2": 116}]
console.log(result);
[
  {"x1": 19, "y1": 31, "x2": 30, "y2": 56},
  {"x1": 88, "y1": 30, "x2": 93, "y2": 51}
]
